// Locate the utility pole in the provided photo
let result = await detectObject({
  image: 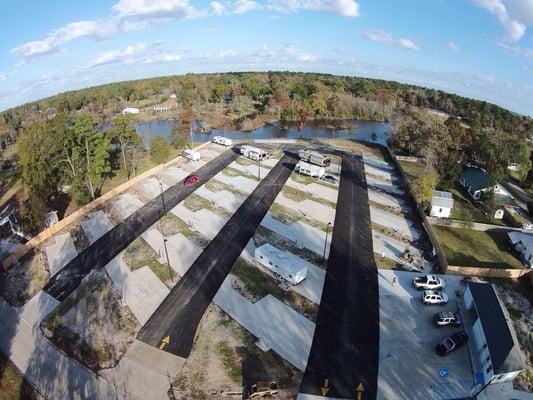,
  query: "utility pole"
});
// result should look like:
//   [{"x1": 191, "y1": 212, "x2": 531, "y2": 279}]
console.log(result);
[
  {"x1": 322, "y1": 222, "x2": 332, "y2": 263},
  {"x1": 190, "y1": 124, "x2": 194, "y2": 149},
  {"x1": 159, "y1": 180, "x2": 173, "y2": 283},
  {"x1": 257, "y1": 157, "x2": 261, "y2": 180}
]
